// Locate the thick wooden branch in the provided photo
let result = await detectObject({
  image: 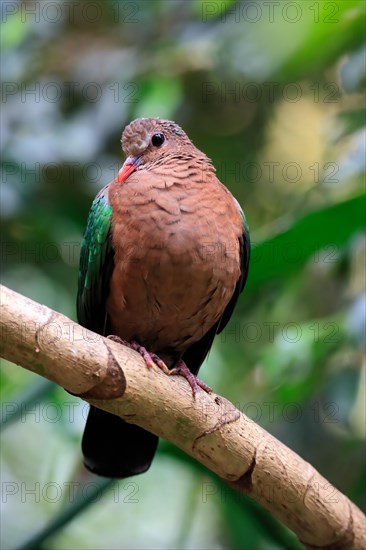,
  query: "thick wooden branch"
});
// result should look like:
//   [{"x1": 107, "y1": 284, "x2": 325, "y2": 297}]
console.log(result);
[{"x1": 0, "y1": 284, "x2": 365, "y2": 549}]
